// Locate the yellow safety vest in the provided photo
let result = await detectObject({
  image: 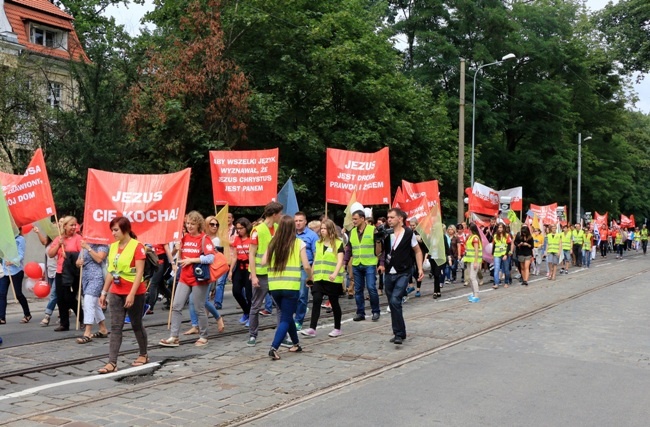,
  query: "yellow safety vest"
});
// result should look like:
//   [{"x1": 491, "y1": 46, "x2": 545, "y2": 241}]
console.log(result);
[
  {"x1": 250, "y1": 221, "x2": 275, "y2": 275},
  {"x1": 313, "y1": 240, "x2": 344, "y2": 283},
  {"x1": 108, "y1": 238, "x2": 139, "y2": 282},
  {"x1": 615, "y1": 233, "x2": 623, "y2": 245},
  {"x1": 547, "y1": 233, "x2": 560, "y2": 254},
  {"x1": 268, "y1": 240, "x2": 302, "y2": 291},
  {"x1": 585, "y1": 232, "x2": 593, "y2": 246},
  {"x1": 562, "y1": 232, "x2": 572, "y2": 250},
  {"x1": 572, "y1": 230, "x2": 585, "y2": 245},
  {"x1": 350, "y1": 225, "x2": 377, "y2": 266},
  {"x1": 493, "y1": 236, "x2": 508, "y2": 258},
  {"x1": 465, "y1": 235, "x2": 482, "y2": 263},
  {"x1": 641, "y1": 229, "x2": 648, "y2": 241}
]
